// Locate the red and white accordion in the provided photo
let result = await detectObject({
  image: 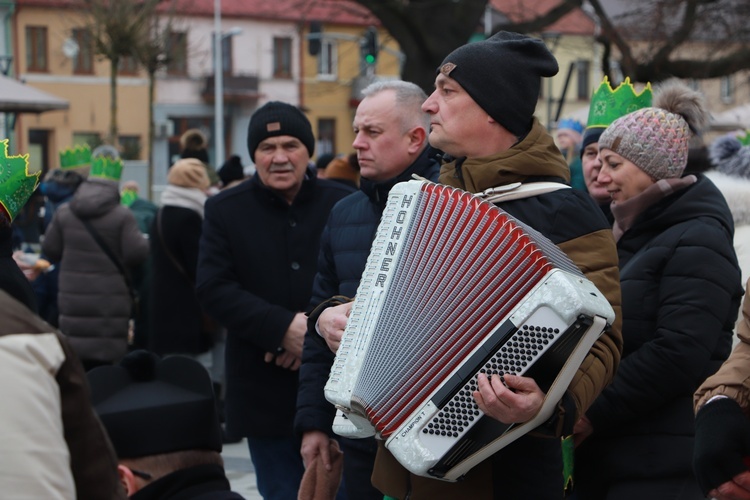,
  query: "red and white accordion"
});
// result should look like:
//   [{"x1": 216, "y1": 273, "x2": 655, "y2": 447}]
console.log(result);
[{"x1": 324, "y1": 180, "x2": 615, "y2": 481}]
